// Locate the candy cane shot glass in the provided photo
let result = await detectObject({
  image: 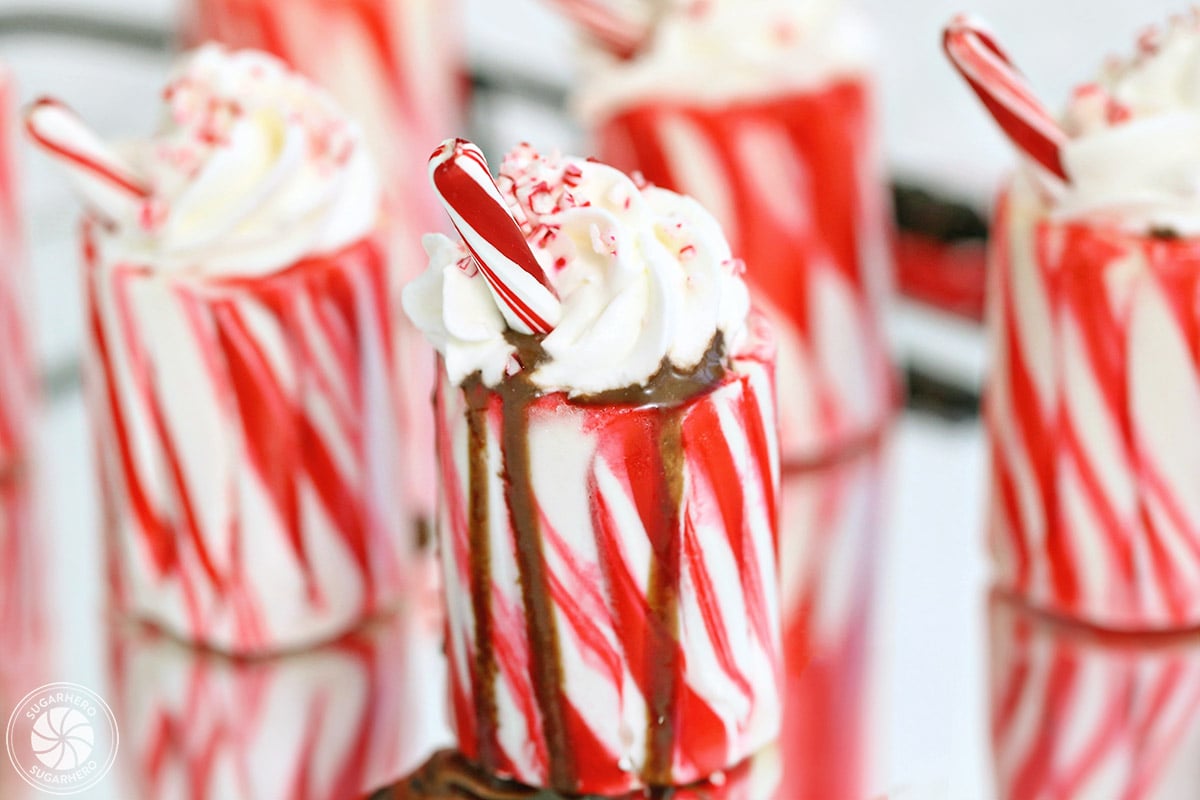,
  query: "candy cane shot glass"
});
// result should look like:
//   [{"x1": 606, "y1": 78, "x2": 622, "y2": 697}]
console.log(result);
[
  {"x1": 85, "y1": 221, "x2": 421, "y2": 656},
  {"x1": 989, "y1": 173, "x2": 1200, "y2": 631},
  {"x1": 590, "y1": 71, "x2": 896, "y2": 467},
  {"x1": 432, "y1": 314, "x2": 782, "y2": 794}
]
